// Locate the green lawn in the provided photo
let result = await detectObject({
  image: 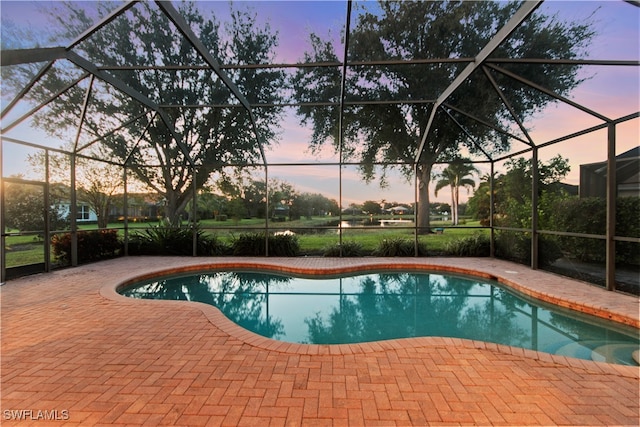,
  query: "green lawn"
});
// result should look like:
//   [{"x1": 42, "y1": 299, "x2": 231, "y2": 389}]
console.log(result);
[
  {"x1": 4, "y1": 234, "x2": 46, "y2": 267},
  {"x1": 4, "y1": 218, "x2": 488, "y2": 267}
]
